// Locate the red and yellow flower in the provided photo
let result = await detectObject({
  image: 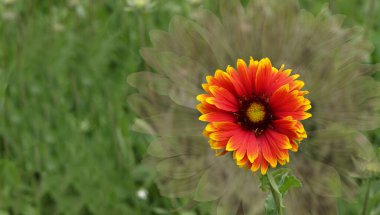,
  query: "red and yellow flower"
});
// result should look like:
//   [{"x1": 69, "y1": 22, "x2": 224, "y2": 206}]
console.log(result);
[{"x1": 197, "y1": 57, "x2": 311, "y2": 174}]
